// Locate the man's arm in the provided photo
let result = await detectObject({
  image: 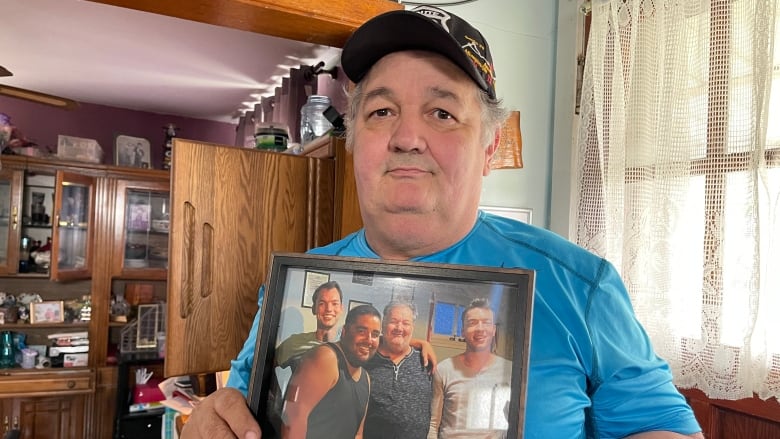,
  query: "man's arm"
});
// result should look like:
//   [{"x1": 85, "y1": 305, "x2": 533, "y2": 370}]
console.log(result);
[
  {"x1": 354, "y1": 374, "x2": 370, "y2": 439},
  {"x1": 409, "y1": 338, "x2": 437, "y2": 371},
  {"x1": 427, "y1": 370, "x2": 444, "y2": 439},
  {"x1": 281, "y1": 345, "x2": 339, "y2": 439}
]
